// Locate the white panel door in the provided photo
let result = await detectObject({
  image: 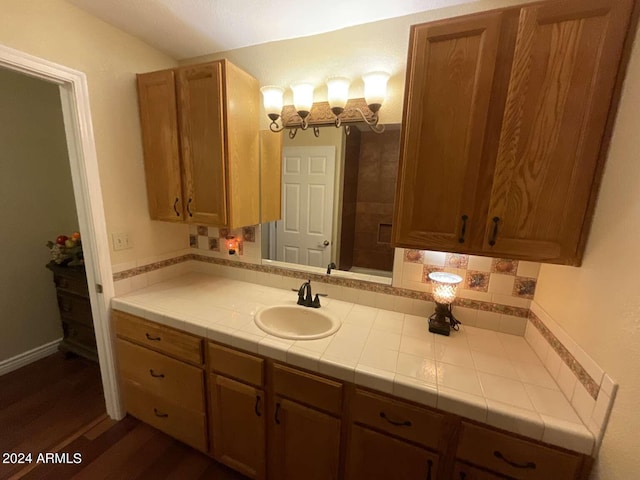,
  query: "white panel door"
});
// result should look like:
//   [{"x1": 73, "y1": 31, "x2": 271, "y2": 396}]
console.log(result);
[{"x1": 276, "y1": 146, "x2": 335, "y2": 267}]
